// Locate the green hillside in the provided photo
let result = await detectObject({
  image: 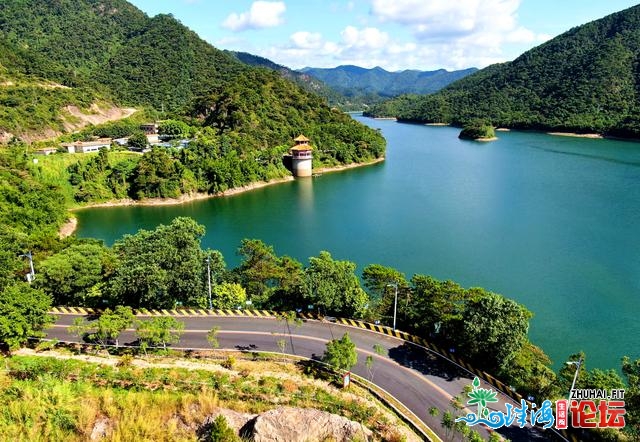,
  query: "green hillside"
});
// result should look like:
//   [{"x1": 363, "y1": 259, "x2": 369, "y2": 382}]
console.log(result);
[
  {"x1": 0, "y1": 0, "x2": 385, "y2": 234},
  {"x1": 0, "y1": 0, "x2": 240, "y2": 108},
  {"x1": 366, "y1": 5, "x2": 640, "y2": 137},
  {"x1": 0, "y1": 0, "x2": 384, "y2": 155},
  {"x1": 0, "y1": 0, "x2": 244, "y2": 128},
  {"x1": 228, "y1": 51, "x2": 349, "y2": 108}
]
